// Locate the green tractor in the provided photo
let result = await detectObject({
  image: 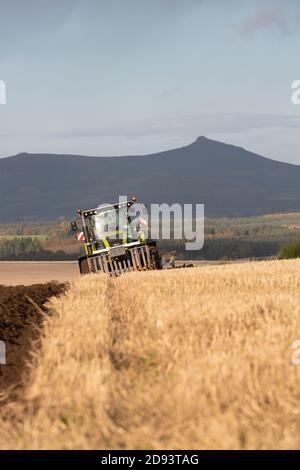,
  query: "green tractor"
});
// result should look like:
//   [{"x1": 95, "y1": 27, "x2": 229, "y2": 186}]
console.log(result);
[{"x1": 71, "y1": 198, "x2": 162, "y2": 276}]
